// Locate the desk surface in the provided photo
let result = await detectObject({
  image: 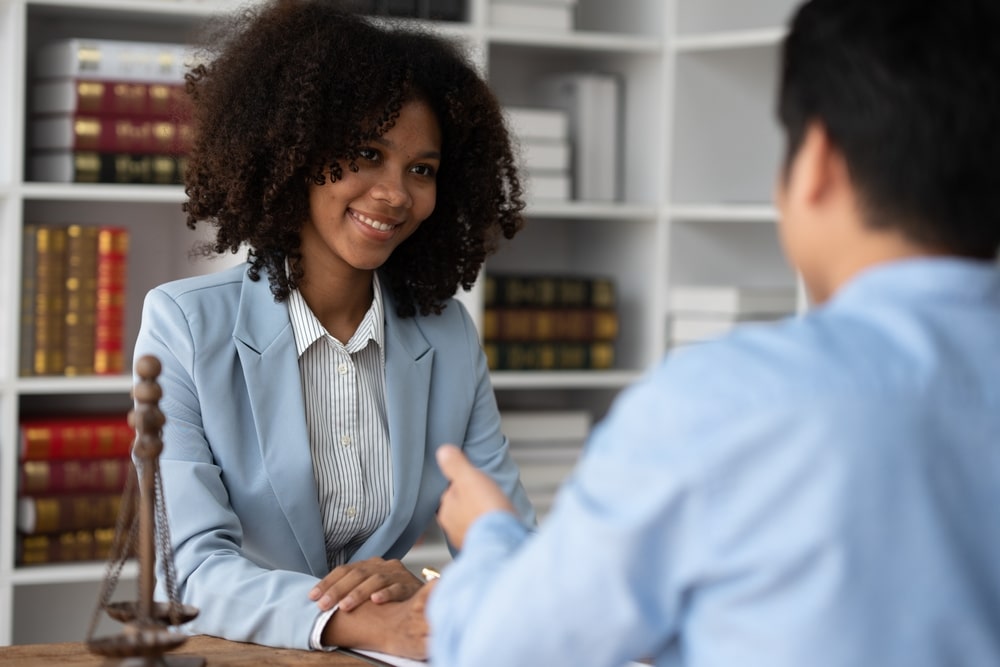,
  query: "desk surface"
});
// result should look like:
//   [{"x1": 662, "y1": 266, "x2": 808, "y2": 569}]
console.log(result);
[{"x1": 0, "y1": 634, "x2": 380, "y2": 666}]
